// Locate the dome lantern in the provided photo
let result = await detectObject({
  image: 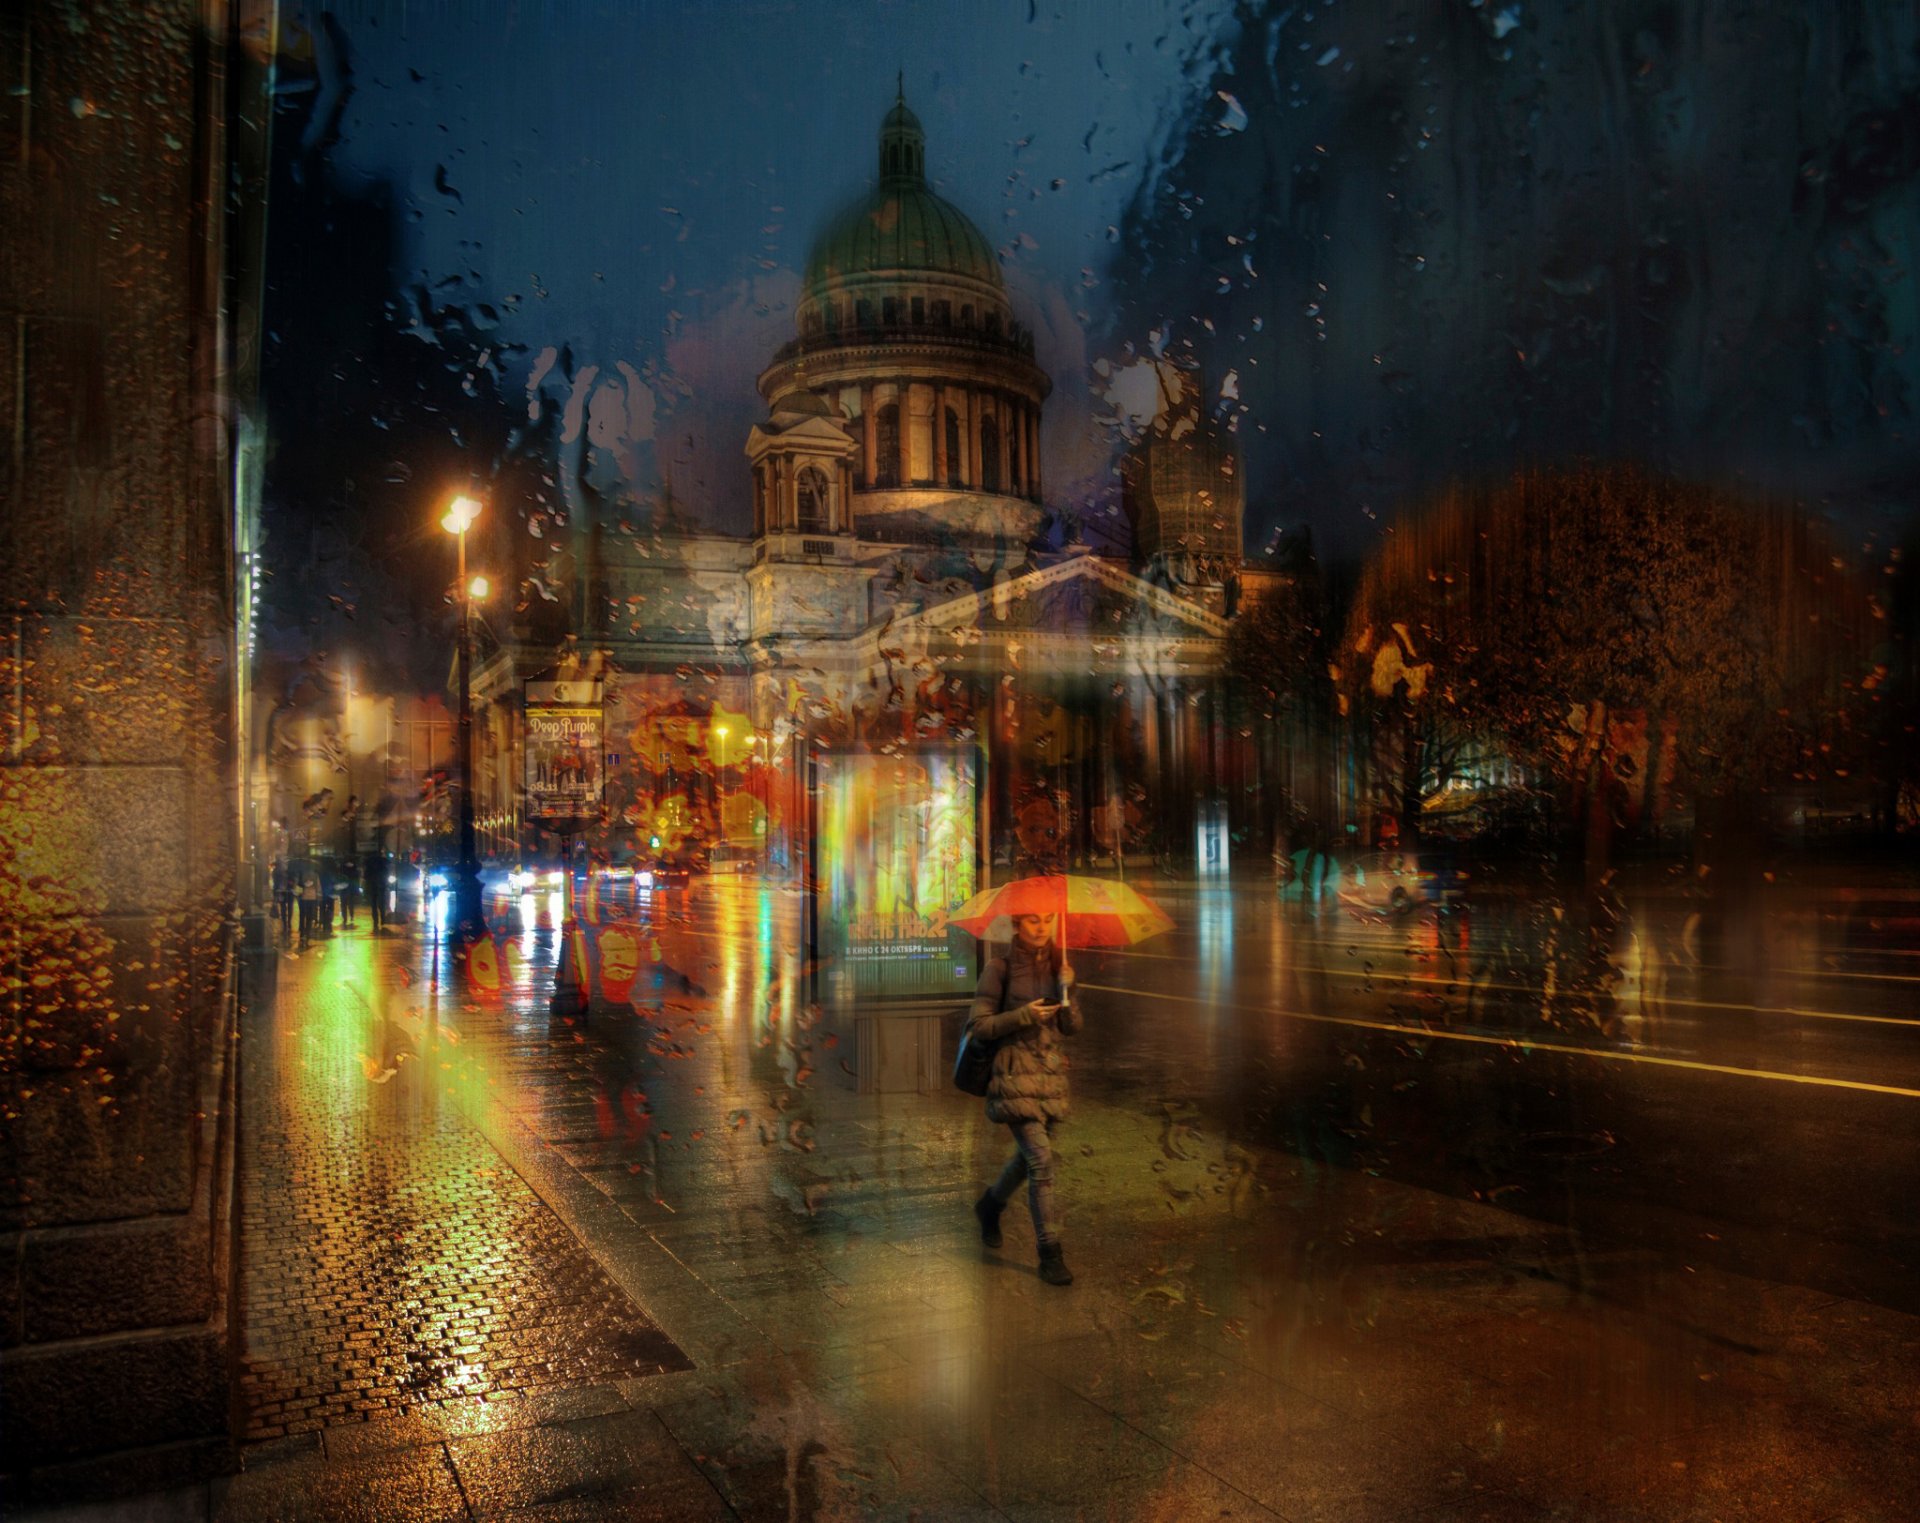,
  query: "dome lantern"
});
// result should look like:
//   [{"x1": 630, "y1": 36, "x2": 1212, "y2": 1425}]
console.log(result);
[{"x1": 879, "y1": 74, "x2": 926, "y2": 187}]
